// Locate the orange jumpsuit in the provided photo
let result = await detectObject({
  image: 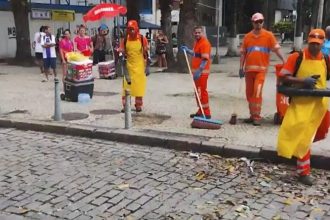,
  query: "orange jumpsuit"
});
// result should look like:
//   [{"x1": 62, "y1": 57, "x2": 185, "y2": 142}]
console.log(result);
[
  {"x1": 191, "y1": 36, "x2": 212, "y2": 117},
  {"x1": 241, "y1": 29, "x2": 280, "y2": 121}
]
